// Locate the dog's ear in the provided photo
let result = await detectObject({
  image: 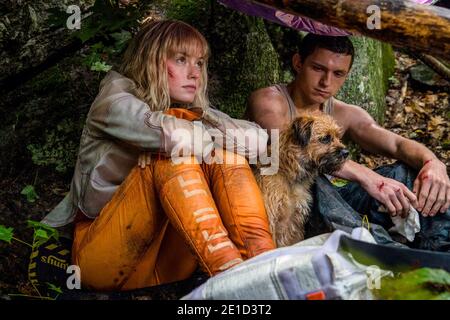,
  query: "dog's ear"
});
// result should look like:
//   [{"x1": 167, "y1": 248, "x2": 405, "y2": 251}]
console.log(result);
[{"x1": 293, "y1": 117, "x2": 314, "y2": 147}]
